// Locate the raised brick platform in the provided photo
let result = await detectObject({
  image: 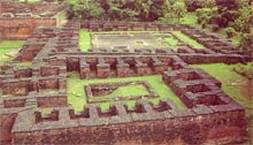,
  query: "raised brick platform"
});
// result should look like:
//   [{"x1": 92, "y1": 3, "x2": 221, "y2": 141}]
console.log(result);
[{"x1": 0, "y1": 19, "x2": 252, "y2": 145}]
